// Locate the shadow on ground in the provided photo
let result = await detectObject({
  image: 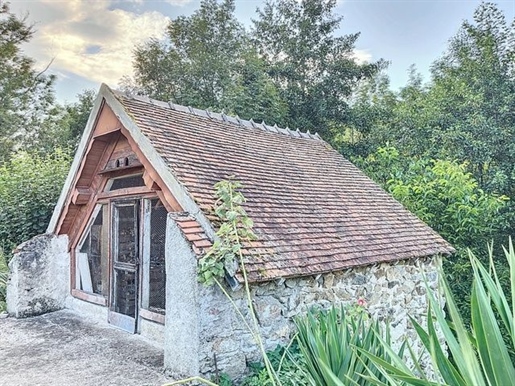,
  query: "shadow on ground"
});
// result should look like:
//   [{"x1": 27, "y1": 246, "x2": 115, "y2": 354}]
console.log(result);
[{"x1": 0, "y1": 310, "x2": 171, "y2": 386}]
